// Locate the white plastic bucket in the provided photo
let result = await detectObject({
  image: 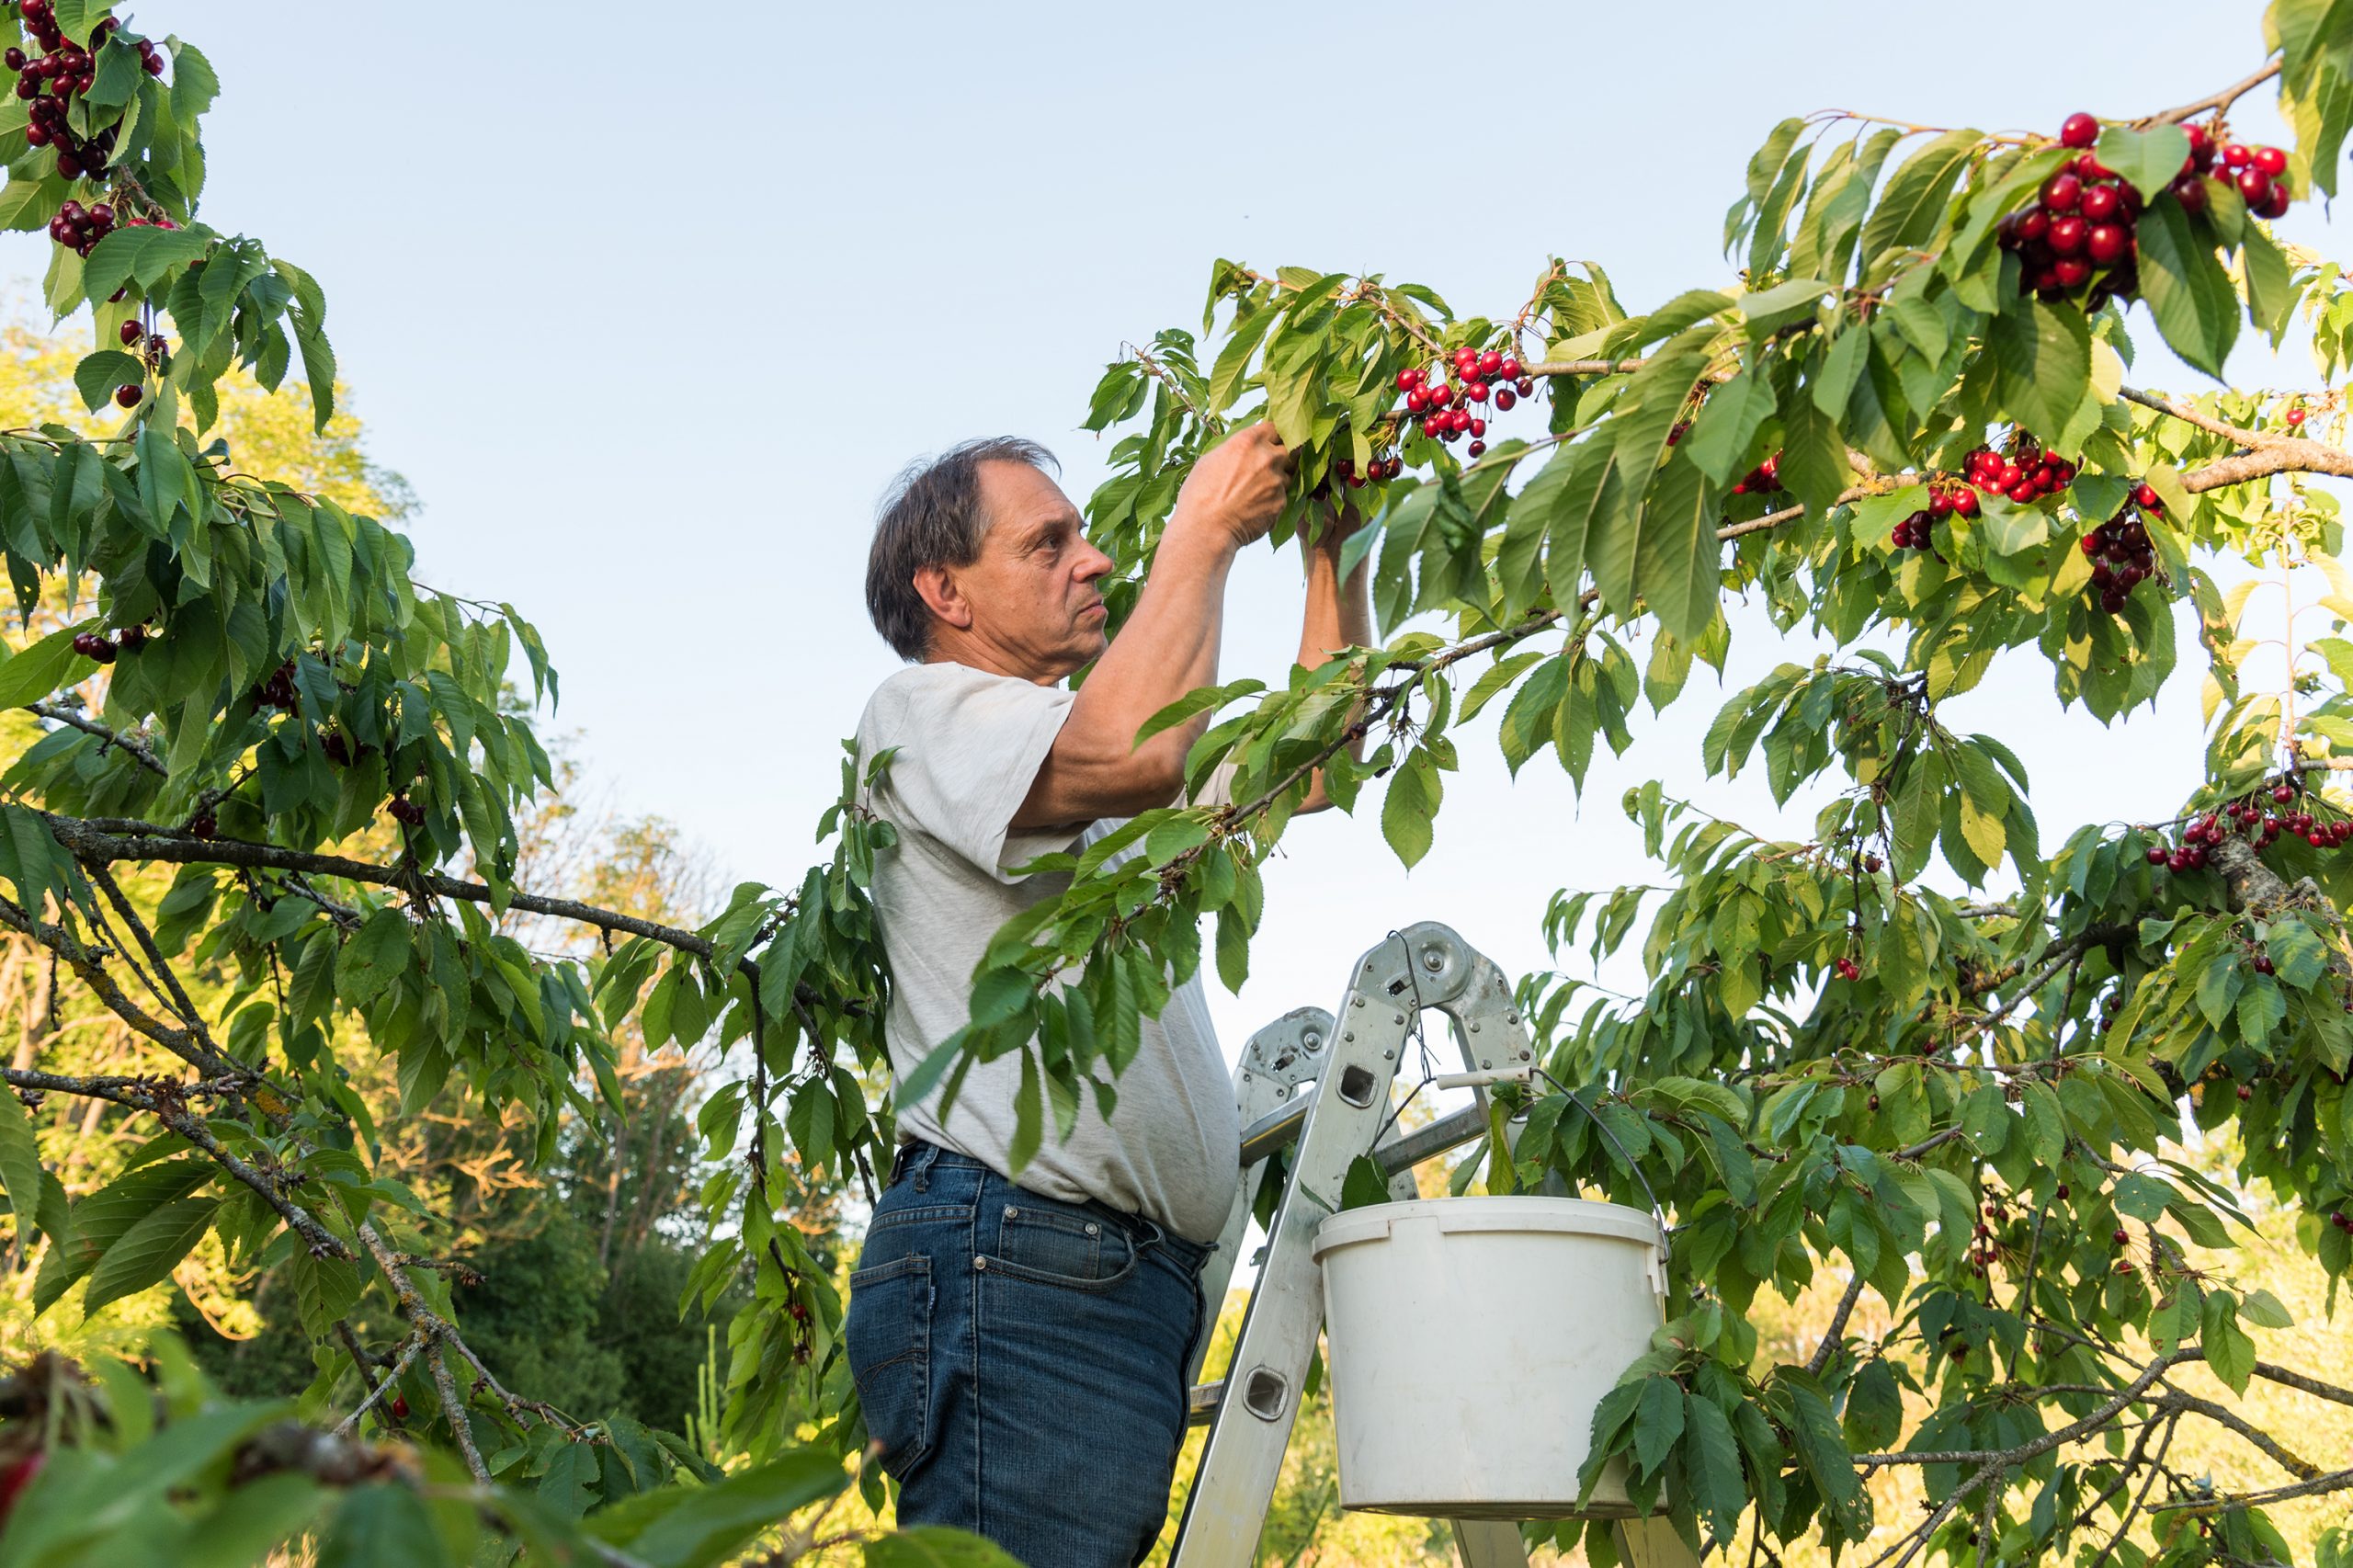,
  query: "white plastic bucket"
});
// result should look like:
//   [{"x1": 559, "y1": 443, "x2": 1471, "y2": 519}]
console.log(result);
[{"x1": 1310, "y1": 1196, "x2": 1666, "y2": 1519}]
